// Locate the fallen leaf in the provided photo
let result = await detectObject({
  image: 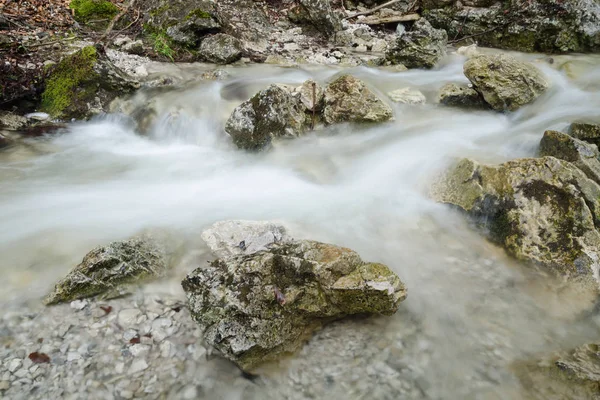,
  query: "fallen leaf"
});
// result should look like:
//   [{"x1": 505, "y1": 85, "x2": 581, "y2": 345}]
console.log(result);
[{"x1": 28, "y1": 352, "x2": 50, "y2": 364}]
